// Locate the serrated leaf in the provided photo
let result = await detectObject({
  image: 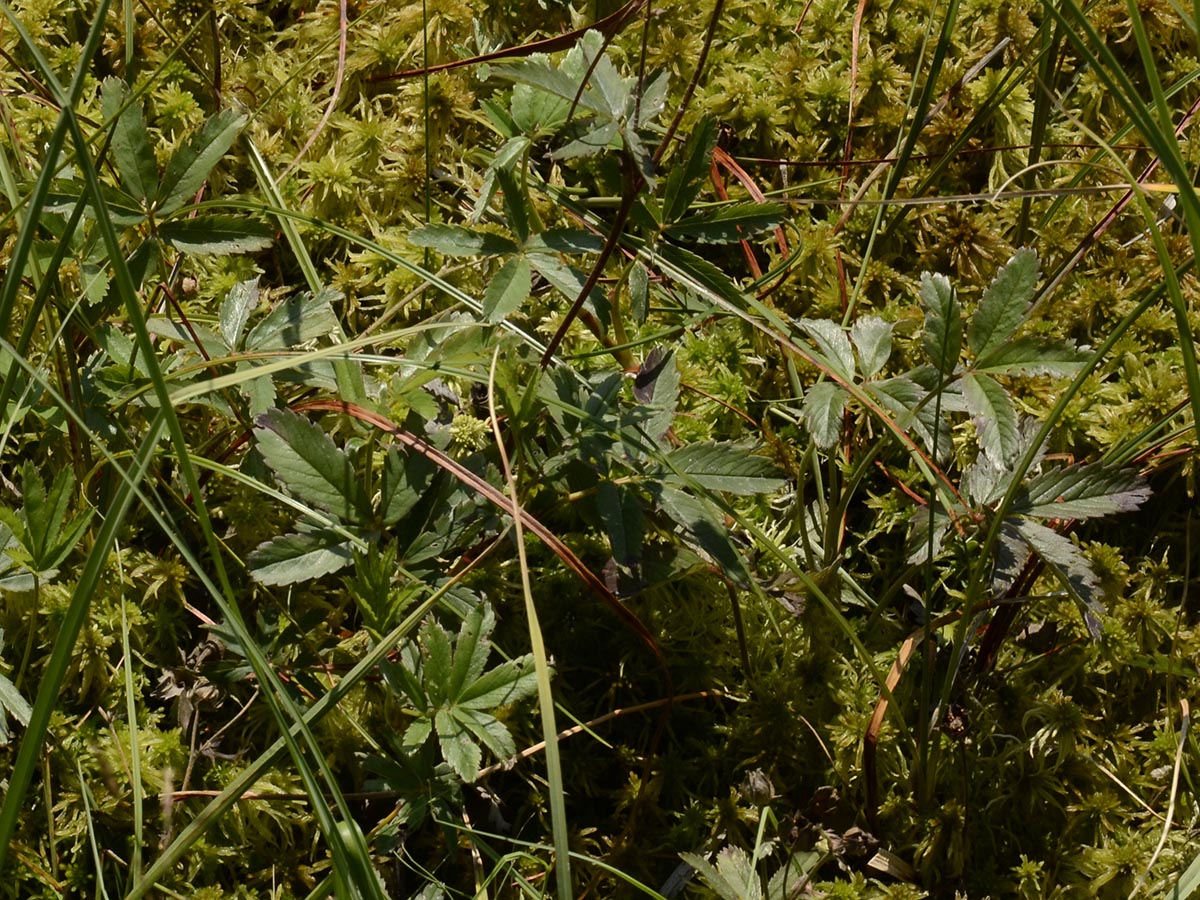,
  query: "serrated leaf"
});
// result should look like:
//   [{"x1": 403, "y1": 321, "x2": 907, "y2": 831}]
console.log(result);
[
  {"x1": 662, "y1": 117, "x2": 717, "y2": 224},
  {"x1": 244, "y1": 287, "x2": 339, "y2": 351},
  {"x1": 799, "y1": 318, "x2": 856, "y2": 381},
  {"x1": 448, "y1": 605, "x2": 493, "y2": 701},
  {"x1": 968, "y1": 248, "x2": 1039, "y2": 358},
  {"x1": 634, "y1": 347, "x2": 678, "y2": 440},
  {"x1": 158, "y1": 216, "x2": 273, "y2": 255},
  {"x1": 920, "y1": 271, "x2": 962, "y2": 373},
  {"x1": 44, "y1": 182, "x2": 146, "y2": 226},
  {"x1": 100, "y1": 78, "x2": 157, "y2": 204},
  {"x1": 664, "y1": 202, "x2": 784, "y2": 244},
  {"x1": 528, "y1": 253, "x2": 609, "y2": 325},
  {"x1": 0, "y1": 673, "x2": 32, "y2": 743},
  {"x1": 248, "y1": 529, "x2": 356, "y2": 585},
  {"x1": 482, "y1": 256, "x2": 531, "y2": 322},
  {"x1": 665, "y1": 442, "x2": 785, "y2": 495},
  {"x1": 803, "y1": 381, "x2": 849, "y2": 450},
  {"x1": 656, "y1": 241, "x2": 741, "y2": 308},
  {"x1": 637, "y1": 70, "x2": 669, "y2": 126},
  {"x1": 629, "y1": 260, "x2": 649, "y2": 324},
  {"x1": 219, "y1": 277, "x2": 259, "y2": 350},
  {"x1": 408, "y1": 223, "x2": 519, "y2": 257},
  {"x1": 973, "y1": 336, "x2": 1088, "y2": 376},
  {"x1": 1007, "y1": 518, "x2": 1104, "y2": 637},
  {"x1": 422, "y1": 623, "x2": 453, "y2": 707},
  {"x1": 435, "y1": 709, "x2": 481, "y2": 782},
  {"x1": 254, "y1": 408, "x2": 367, "y2": 521},
  {"x1": 490, "y1": 57, "x2": 608, "y2": 118},
  {"x1": 552, "y1": 120, "x2": 620, "y2": 160},
  {"x1": 906, "y1": 504, "x2": 953, "y2": 564},
  {"x1": 867, "y1": 376, "x2": 954, "y2": 462},
  {"x1": 523, "y1": 228, "x2": 605, "y2": 254},
  {"x1": 1012, "y1": 463, "x2": 1150, "y2": 520},
  {"x1": 510, "y1": 83, "x2": 570, "y2": 132},
  {"x1": 458, "y1": 656, "x2": 538, "y2": 709},
  {"x1": 157, "y1": 107, "x2": 247, "y2": 215},
  {"x1": 596, "y1": 481, "x2": 644, "y2": 568},
  {"x1": 656, "y1": 485, "x2": 751, "y2": 587},
  {"x1": 963, "y1": 373, "x2": 1019, "y2": 467},
  {"x1": 401, "y1": 717, "x2": 432, "y2": 749},
  {"x1": 452, "y1": 707, "x2": 517, "y2": 761},
  {"x1": 850, "y1": 316, "x2": 893, "y2": 378},
  {"x1": 682, "y1": 847, "x2": 762, "y2": 900},
  {"x1": 380, "y1": 447, "x2": 436, "y2": 526}
]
